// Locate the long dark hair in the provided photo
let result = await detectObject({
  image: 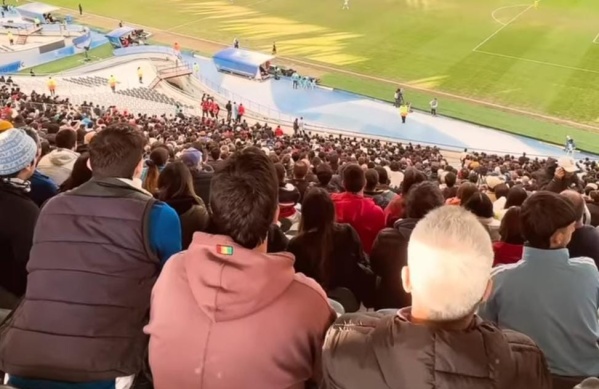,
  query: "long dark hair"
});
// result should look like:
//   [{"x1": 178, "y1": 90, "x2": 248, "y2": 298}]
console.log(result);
[
  {"x1": 157, "y1": 161, "x2": 200, "y2": 203},
  {"x1": 143, "y1": 147, "x2": 169, "y2": 194},
  {"x1": 500, "y1": 206, "x2": 525, "y2": 245},
  {"x1": 299, "y1": 187, "x2": 336, "y2": 287},
  {"x1": 60, "y1": 152, "x2": 92, "y2": 192}
]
